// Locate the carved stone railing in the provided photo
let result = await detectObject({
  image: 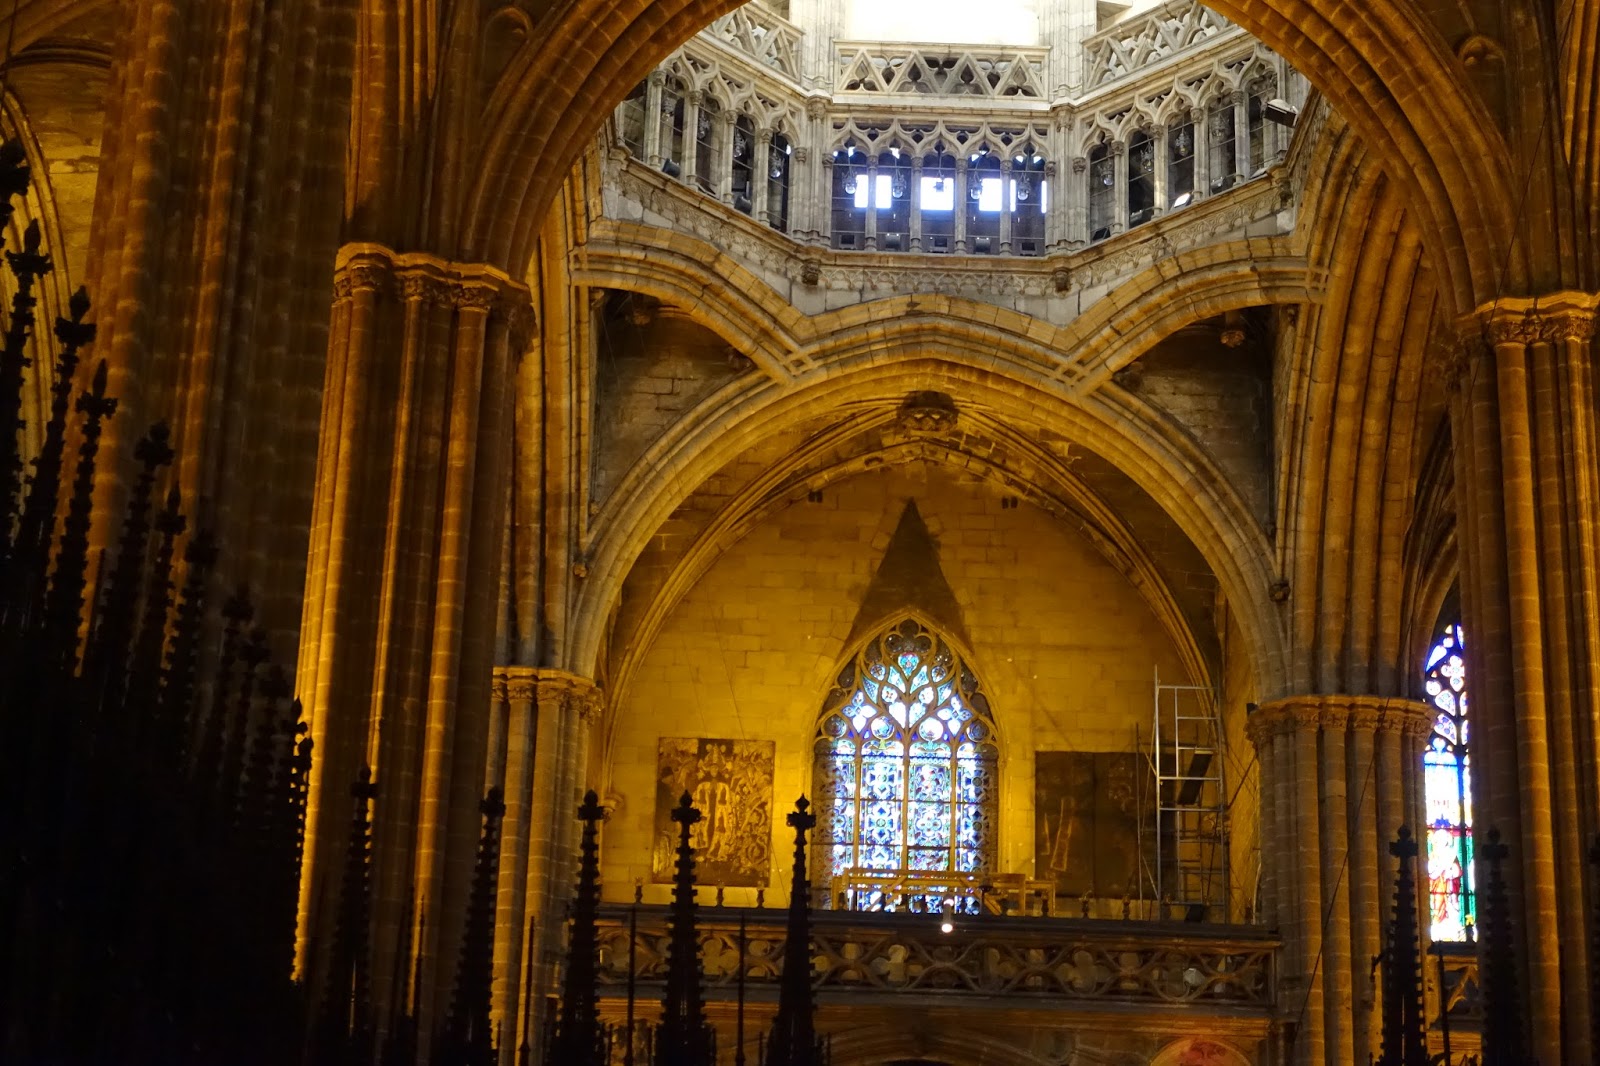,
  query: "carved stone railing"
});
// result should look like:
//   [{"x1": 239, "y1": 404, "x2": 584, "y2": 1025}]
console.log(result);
[
  {"x1": 594, "y1": 905, "x2": 1277, "y2": 1014},
  {"x1": 835, "y1": 42, "x2": 1050, "y2": 99},
  {"x1": 1084, "y1": 0, "x2": 1236, "y2": 88},
  {"x1": 705, "y1": 4, "x2": 804, "y2": 80}
]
